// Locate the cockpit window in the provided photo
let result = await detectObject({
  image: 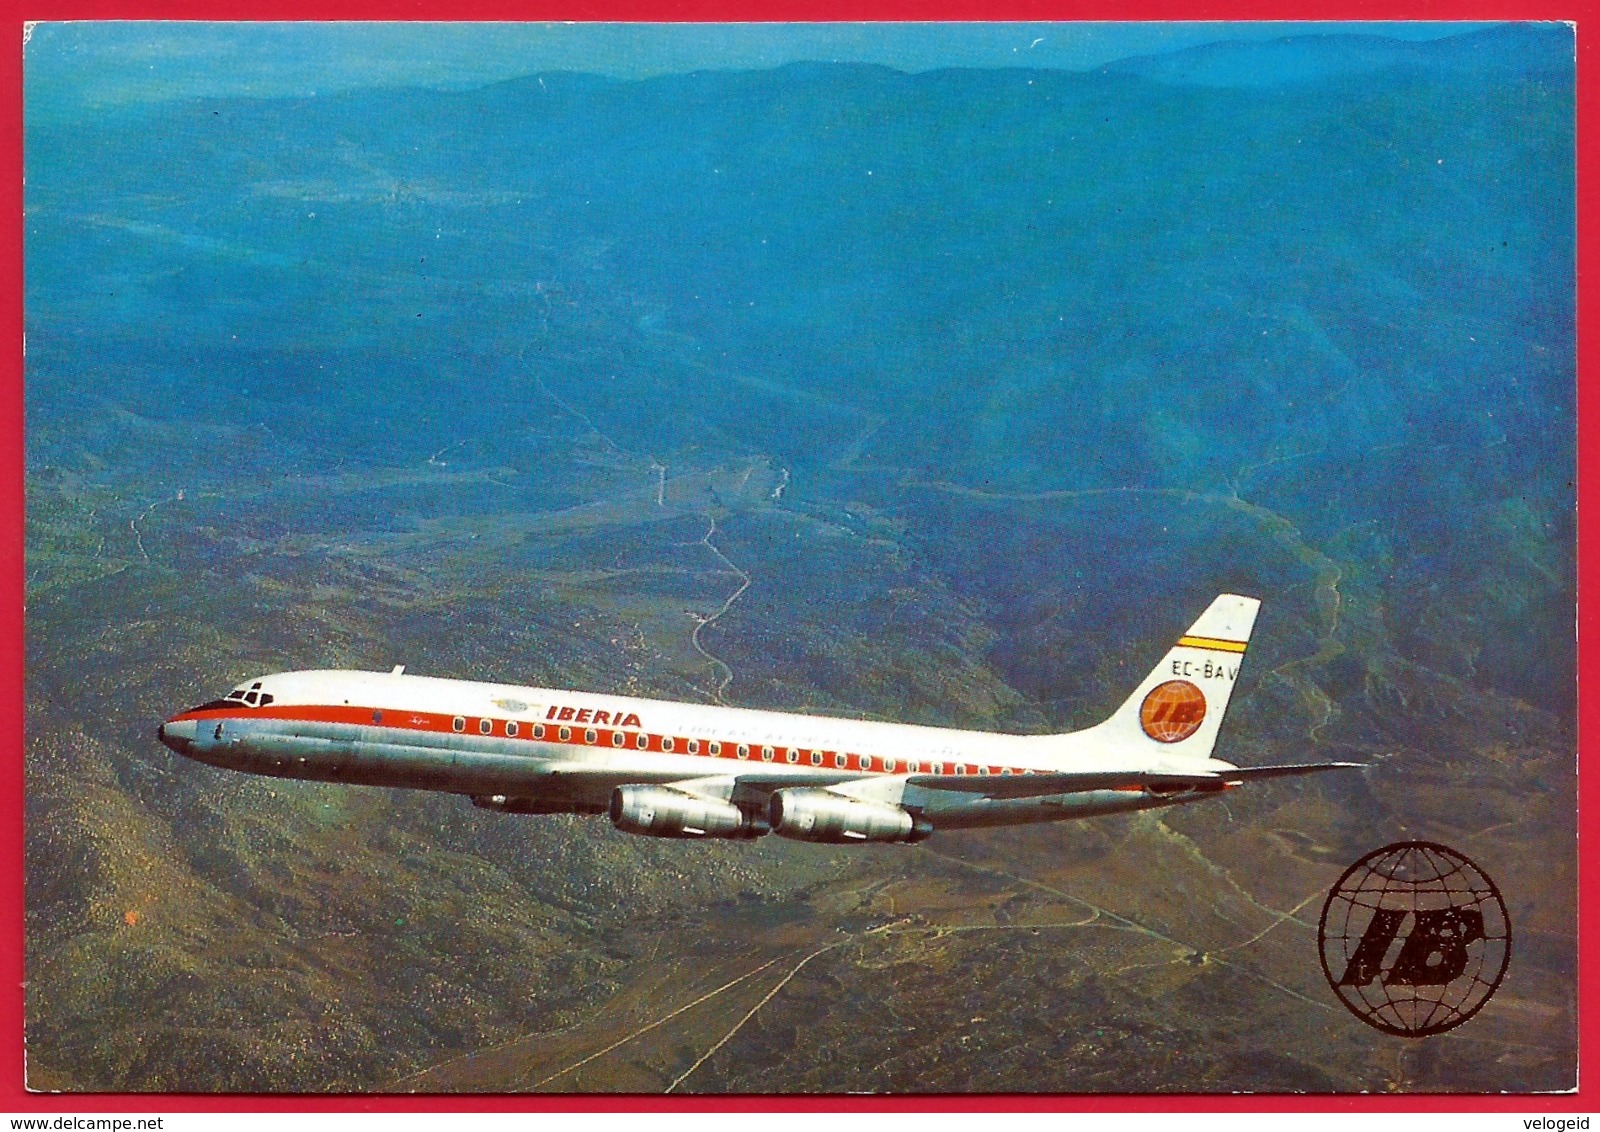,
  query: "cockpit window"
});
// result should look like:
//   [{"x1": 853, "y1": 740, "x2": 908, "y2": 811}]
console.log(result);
[{"x1": 186, "y1": 685, "x2": 272, "y2": 712}]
